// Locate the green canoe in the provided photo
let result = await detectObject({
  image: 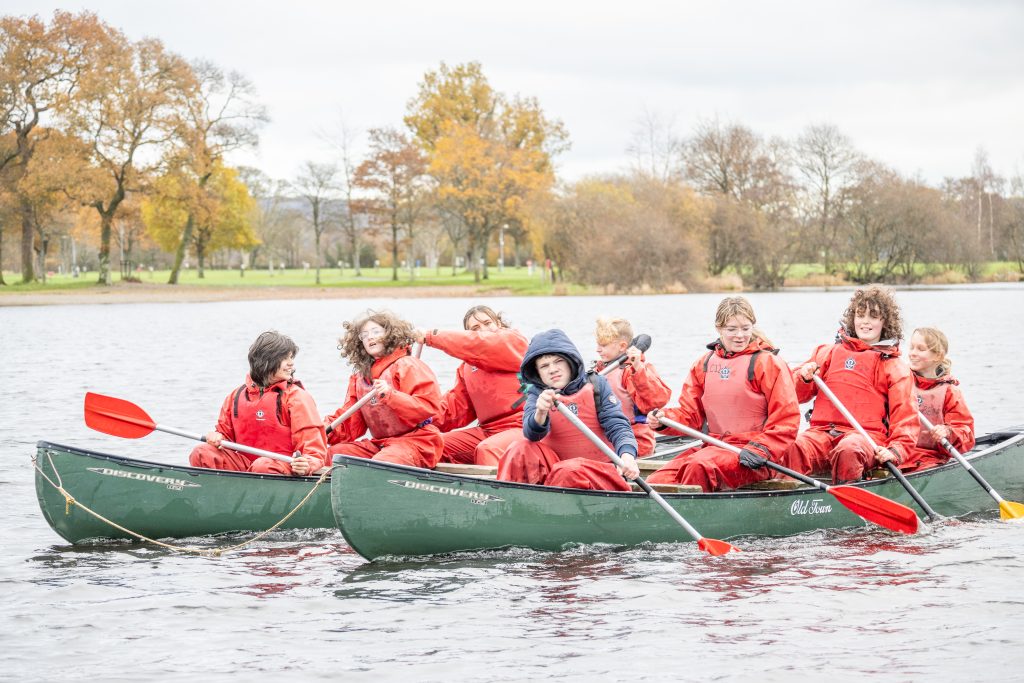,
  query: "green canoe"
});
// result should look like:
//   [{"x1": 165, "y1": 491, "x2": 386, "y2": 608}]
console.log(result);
[
  {"x1": 34, "y1": 441, "x2": 335, "y2": 544},
  {"x1": 33, "y1": 436, "x2": 698, "y2": 545},
  {"x1": 330, "y1": 428, "x2": 1024, "y2": 561}
]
